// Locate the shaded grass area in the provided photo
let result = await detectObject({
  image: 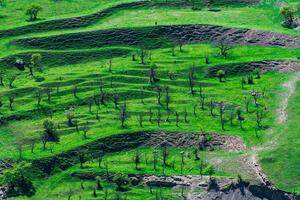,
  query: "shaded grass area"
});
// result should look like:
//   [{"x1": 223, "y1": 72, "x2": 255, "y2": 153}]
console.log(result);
[
  {"x1": 260, "y1": 82, "x2": 300, "y2": 194},
  {"x1": 0, "y1": 0, "x2": 138, "y2": 30},
  {"x1": 0, "y1": 1, "x2": 147, "y2": 38},
  {"x1": 0, "y1": 47, "x2": 133, "y2": 68},
  {"x1": 0, "y1": 0, "x2": 266, "y2": 37}
]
